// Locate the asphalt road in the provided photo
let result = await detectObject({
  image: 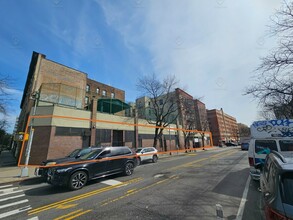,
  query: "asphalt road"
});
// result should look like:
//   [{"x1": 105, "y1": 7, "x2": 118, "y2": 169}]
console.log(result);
[{"x1": 0, "y1": 147, "x2": 264, "y2": 220}]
